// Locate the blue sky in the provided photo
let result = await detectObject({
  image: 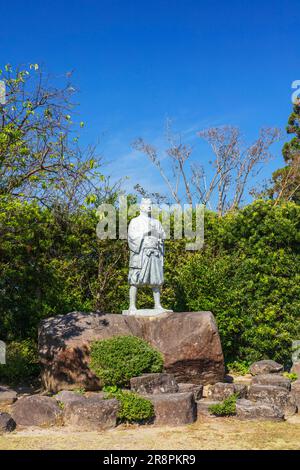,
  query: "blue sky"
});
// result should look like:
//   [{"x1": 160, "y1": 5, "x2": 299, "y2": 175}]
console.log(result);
[{"x1": 1, "y1": 0, "x2": 299, "y2": 203}]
